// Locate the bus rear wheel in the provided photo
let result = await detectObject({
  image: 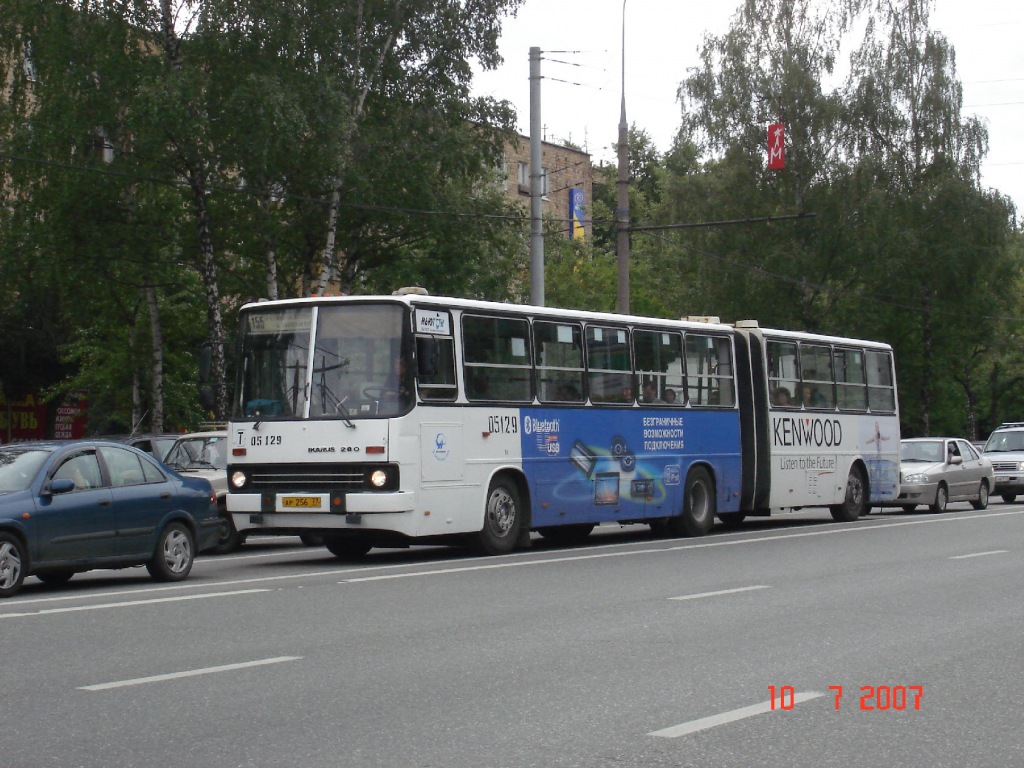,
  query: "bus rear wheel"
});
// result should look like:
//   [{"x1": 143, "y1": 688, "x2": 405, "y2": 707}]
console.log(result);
[
  {"x1": 476, "y1": 476, "x2": 523, "y2": 555},
  {"x1": 830, "y1": 465, "x2": 867, "y2": 522},
  {"x1": 717, "y1": 512, "x2": 746, "y2": 528},
  {"x1": 666, "y1": 467, "x2": 715, "y2": 537}
]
